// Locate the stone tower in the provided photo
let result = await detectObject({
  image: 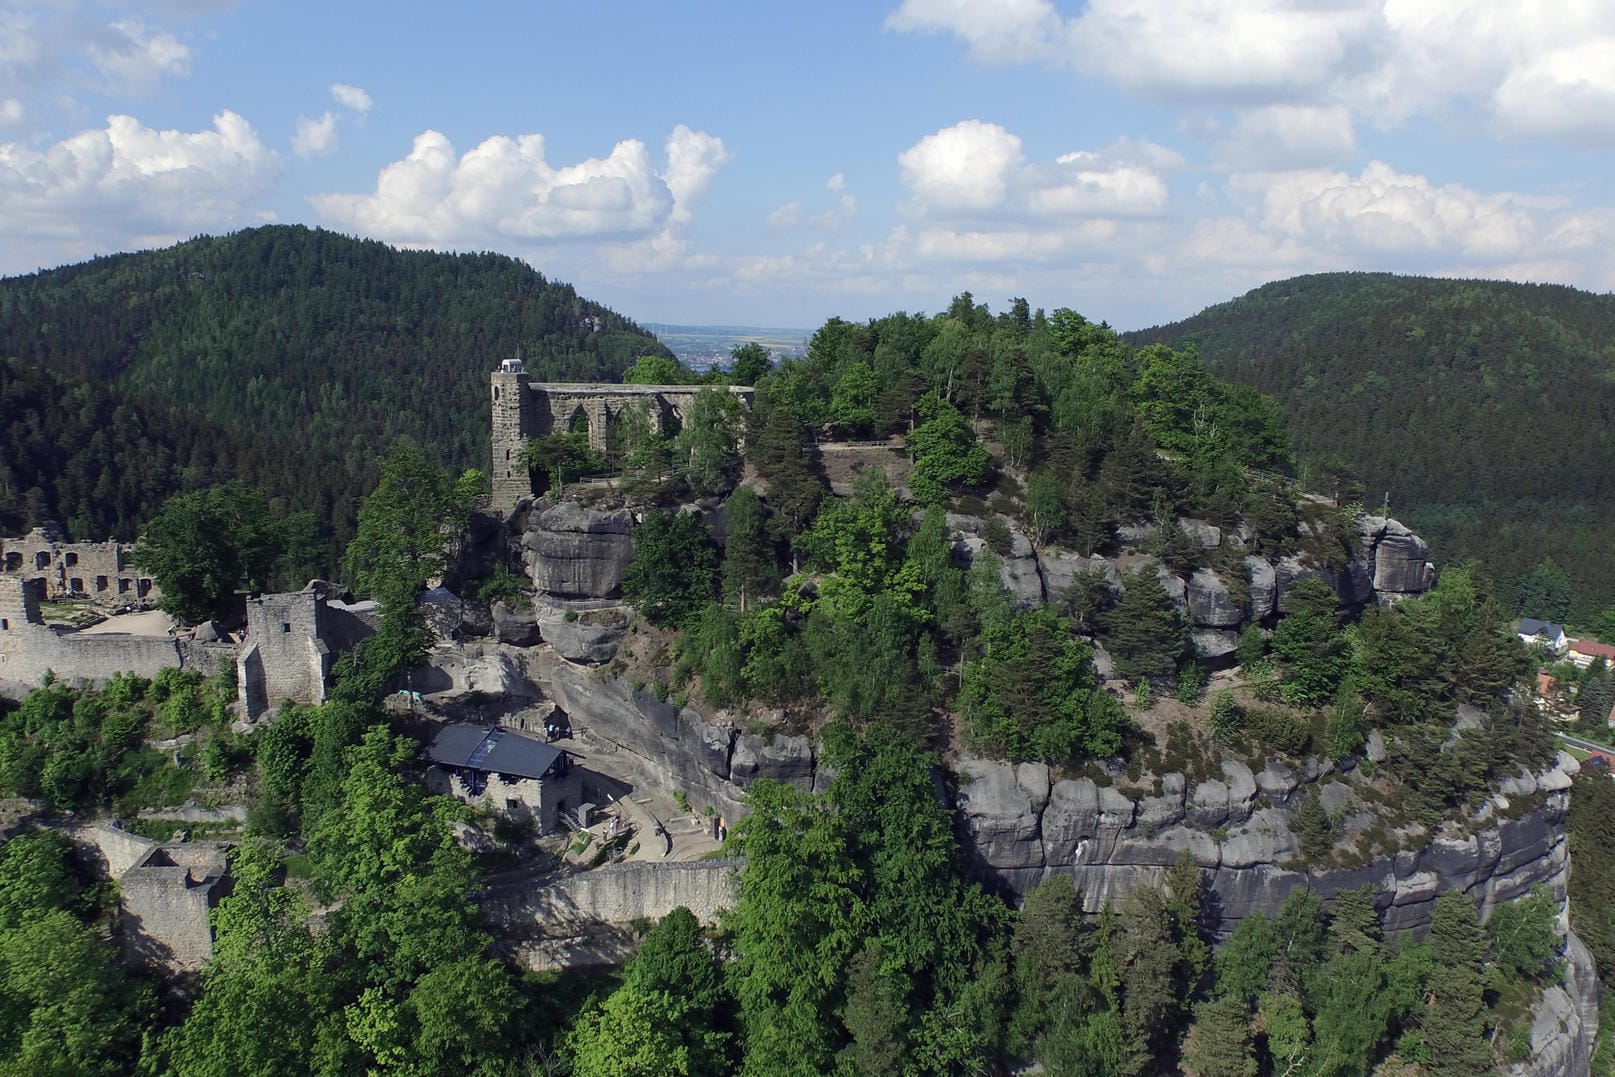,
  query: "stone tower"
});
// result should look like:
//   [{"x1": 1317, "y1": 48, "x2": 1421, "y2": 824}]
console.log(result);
[{"x1": 491, "y1": 358, "x2": 534, "y2": 515}]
